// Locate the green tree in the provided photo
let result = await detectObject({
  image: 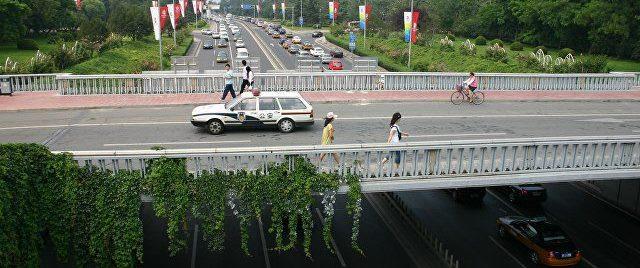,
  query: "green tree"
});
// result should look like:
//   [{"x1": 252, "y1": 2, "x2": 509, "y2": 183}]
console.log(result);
[
  {"x1": 79, "y1": 17, "x2": 108, "y2": 42},
  {"x1": 81, "y1": 0, "x2": 106, "y2": 20},
  {"x1": 107, "y1": 4, "x2": 151, "y2": 39},
  {"x1": 0, "y1": 0, "x2": 30, "y2": 42}
]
